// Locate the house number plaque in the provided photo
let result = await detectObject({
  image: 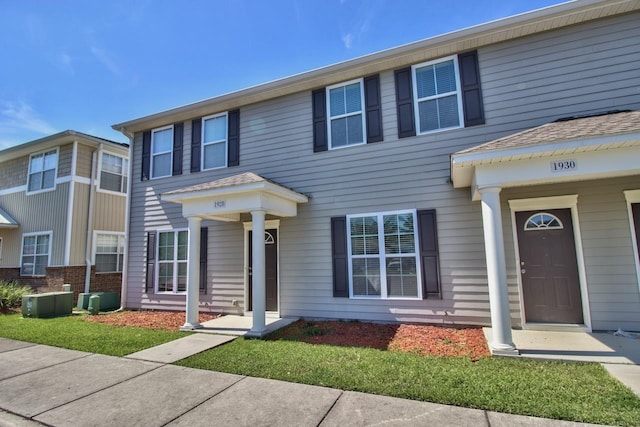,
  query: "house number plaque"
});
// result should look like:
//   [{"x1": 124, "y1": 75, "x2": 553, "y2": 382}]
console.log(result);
[
  {"x1": 214, "y1": 200, "x2": 226, "y2": 208},
  {"x1": 550, "y1": 159, "x2": 577, "y2": 173}
]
